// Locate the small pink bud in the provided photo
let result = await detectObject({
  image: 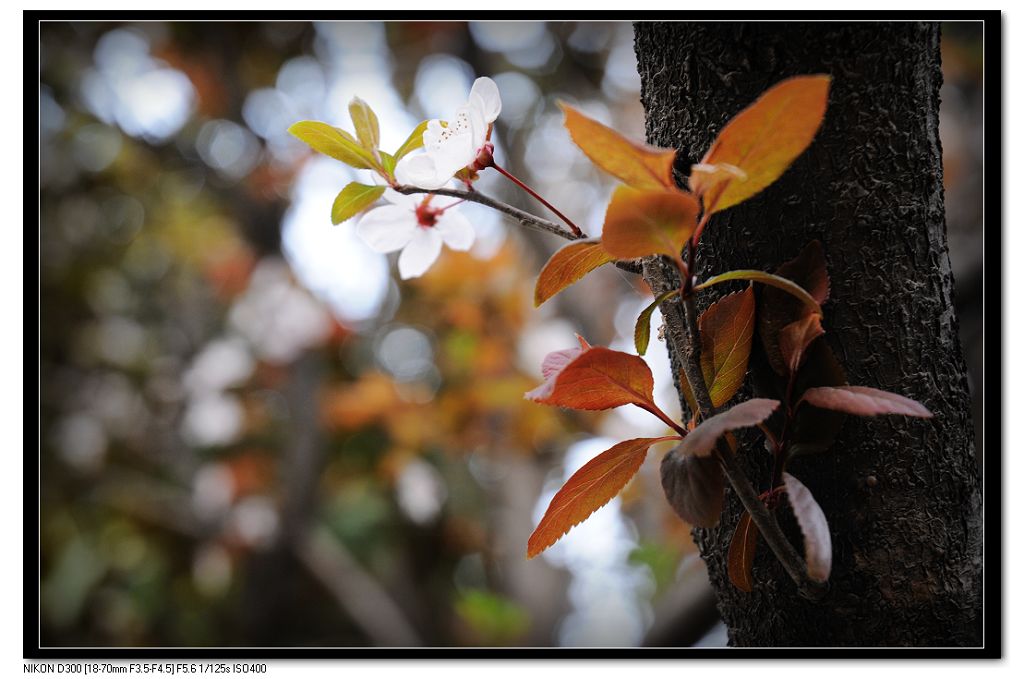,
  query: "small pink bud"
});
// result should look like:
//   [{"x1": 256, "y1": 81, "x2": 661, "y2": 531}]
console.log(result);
[{"x1": 469, "y1": 142, "x2": 495, "y2": 172}]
